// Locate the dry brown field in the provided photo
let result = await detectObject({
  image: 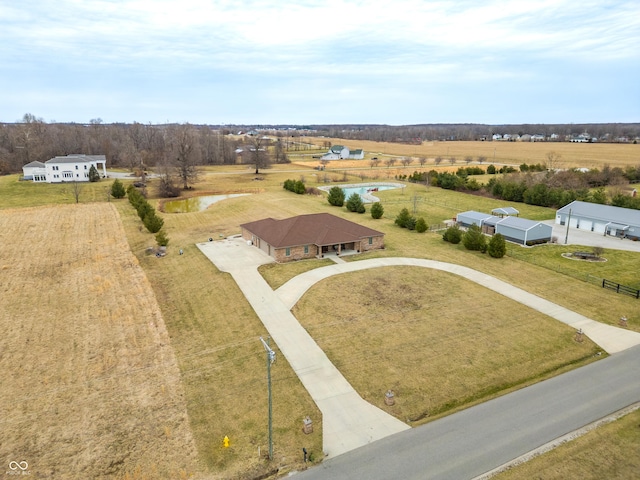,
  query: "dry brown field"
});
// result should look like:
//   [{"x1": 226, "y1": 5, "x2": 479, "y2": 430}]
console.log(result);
[
  {"x1": 292, "y1": 266, "x2": 601, "y2": 422},
  {"x1": 0, "y1": 204, "x2": 202, "y2": 479},
  {"x1": 299, "y1": 137, "x2": 640, "y2": 170}
]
